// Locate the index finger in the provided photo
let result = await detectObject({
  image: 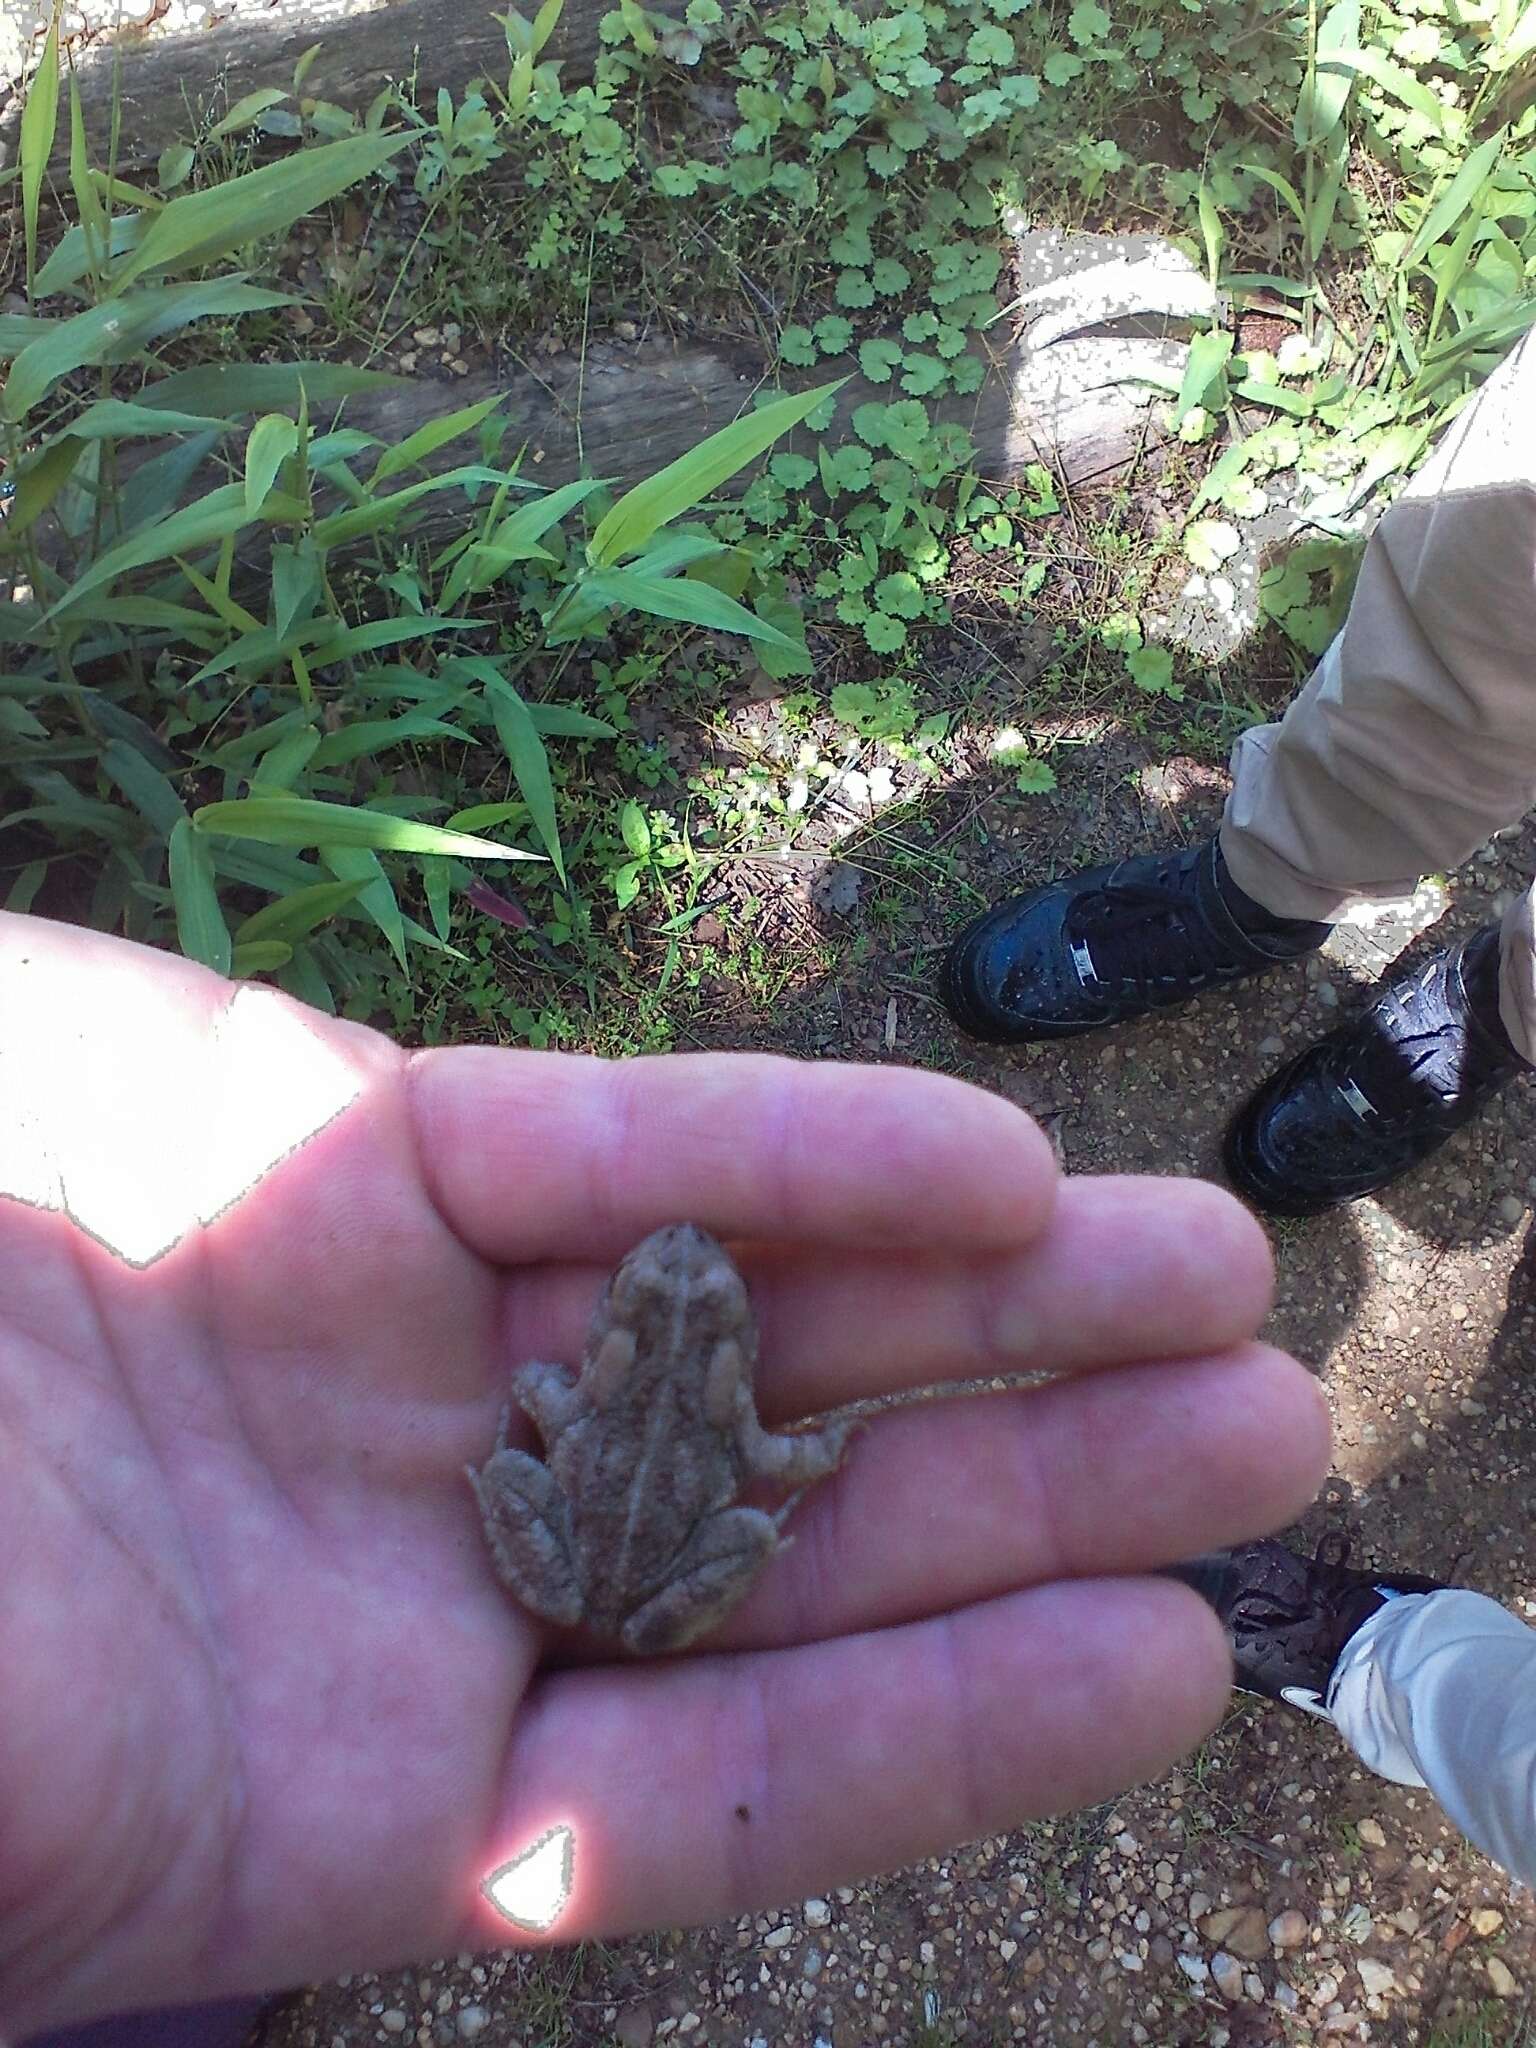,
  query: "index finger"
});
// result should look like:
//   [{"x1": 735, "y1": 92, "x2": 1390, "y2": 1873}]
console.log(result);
[{"x1": 406, "y1": 1049, "x2": 1057, "y2": 1264}]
